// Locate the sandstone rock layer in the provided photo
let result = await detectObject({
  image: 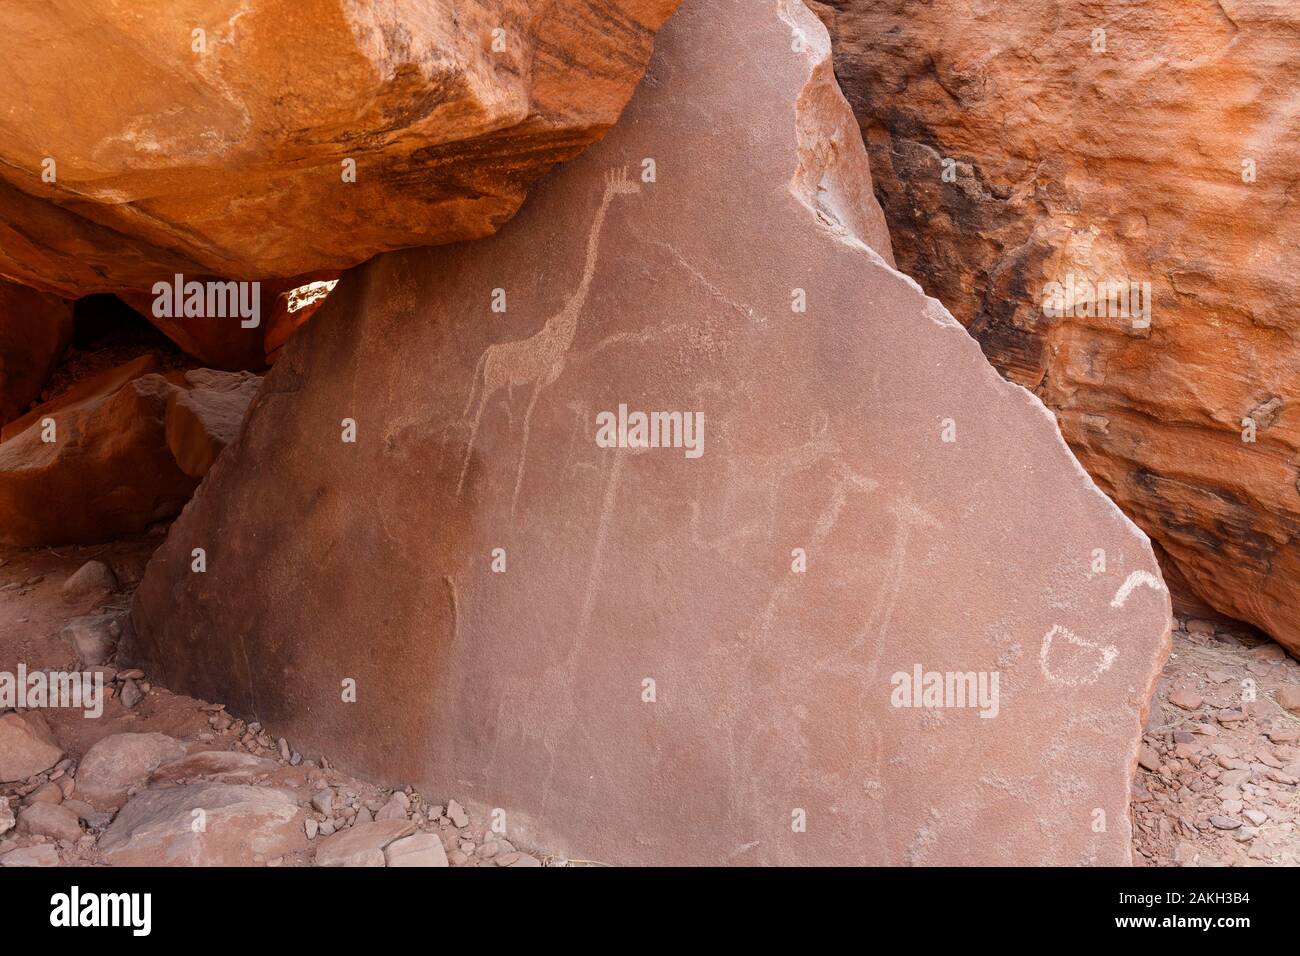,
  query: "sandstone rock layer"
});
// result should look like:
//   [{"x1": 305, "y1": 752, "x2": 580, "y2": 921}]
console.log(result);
[
  {"x1": 814, "y1": 0, "x2": 1300, "y2": 654},
  {"x1": 128, "y1": 0, "x2": 1171, "y2": 865},
  {"x1": 0, "y1": 0, "x2": 679, "y2": 302}
]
